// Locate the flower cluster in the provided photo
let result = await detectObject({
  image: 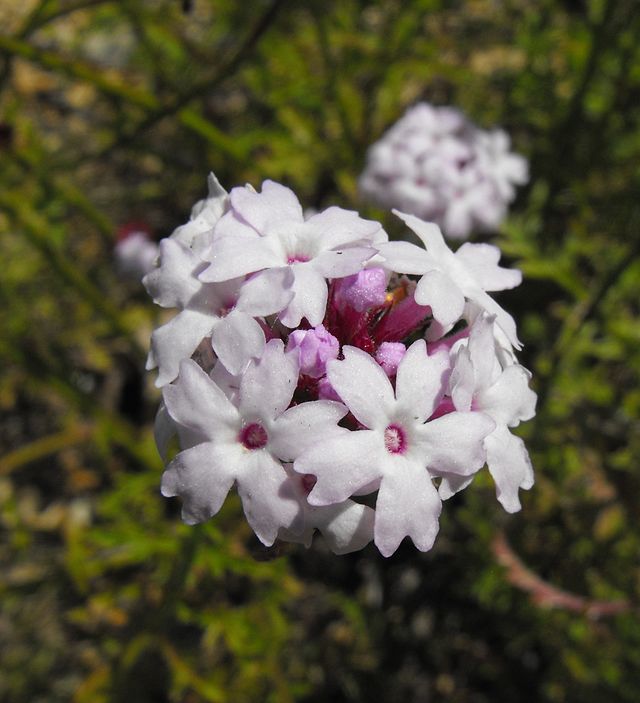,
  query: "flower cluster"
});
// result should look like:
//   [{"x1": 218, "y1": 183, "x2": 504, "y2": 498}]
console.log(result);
[
  {"x1": 145, "y1": 174, "x2": 536, "y2": 556},
  {"x1": 359, "y1": 102, "x2": 529, "y2": 240}
]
